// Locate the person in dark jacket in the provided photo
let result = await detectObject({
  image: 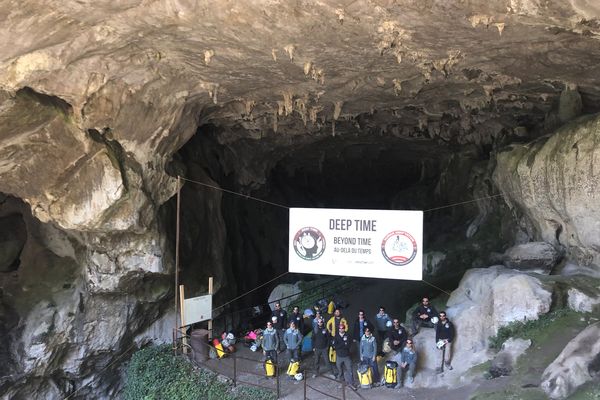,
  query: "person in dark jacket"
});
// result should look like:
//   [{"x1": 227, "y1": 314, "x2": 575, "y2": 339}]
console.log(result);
[
  {"x1": 352, "y1": 309, "x2": 374, "y2": 343},
  {"x1": 411, "y1": 297, "x2": 439, "y2": 334},
  {"x1": 291, "y1": 306, "x2": 305, "y2": 334},
  {"x1": 387, "y1": 318, "x2": 408, "y2": 353},
  {"x1": 333, "y1": 324, "x2": 355, "y2": 387},
  {"x1": 312, "y1": 318, "x2": 335, "y2": 377},
  {"x1": 272, "y1": 302, "x2": 288, "y2": 351},
  {"x1": 435, "y1": 311, "x2": 455, "y2": 372}
]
